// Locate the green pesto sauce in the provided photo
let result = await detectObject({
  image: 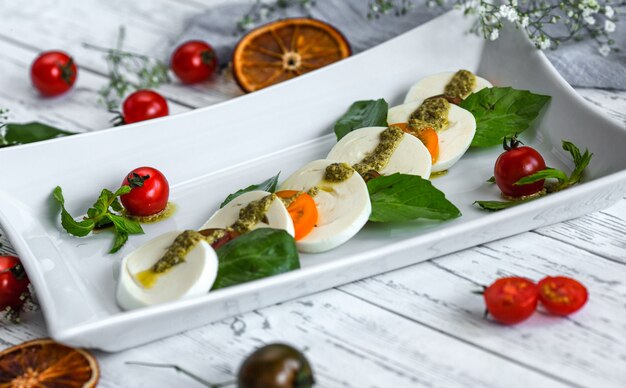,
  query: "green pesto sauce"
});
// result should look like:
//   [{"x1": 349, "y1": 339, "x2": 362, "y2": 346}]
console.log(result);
[
  {"x1": 152, "y1": 230, "x2": 205, "y2": 273},
  {"x1": 324, "y1": 162, "x2": 354, "y2": 183},
  {"x1": 232, "y1": 193, "x2": 277, "y2": 234},
  {"x1": 125, "y1": 202, "x2": 176, "y2": 223},
  {"x1": 149, "y1": 194, "x2": 275, "y2": 274},
  {"x1": 407, "y1": 118, "x2": 432, "y2": 133},
  {"x1": 410, "y1": 97, "x2": 450, "y2": 132},
  {"x1": 307, "y1": 186, "x2": 319, "y2": 197},
  {"x1": 353, "y1": 126, "x2": 404, "y2": 176},
  {"x1": 444, "y1": 69, "x2": 476, "y2": 99}
]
